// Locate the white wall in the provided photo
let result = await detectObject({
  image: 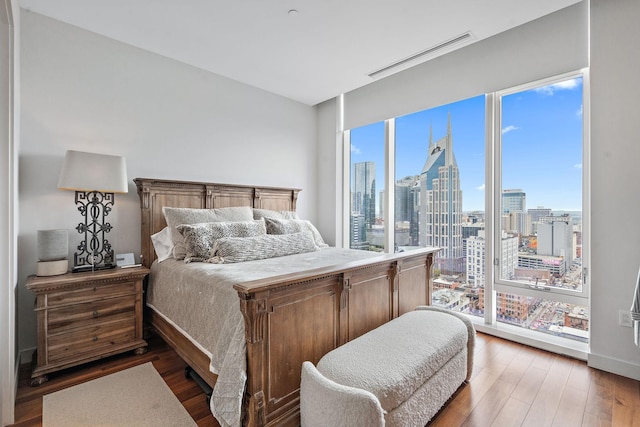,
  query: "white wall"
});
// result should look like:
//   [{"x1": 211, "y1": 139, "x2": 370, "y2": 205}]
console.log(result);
[
  {"x1": 316, "y1": 98, "x2": 342, "y2": 247},
  {"x1": 588, "y1": 0, "x2": 640, "y2": 379},
  {"x1": 18, "y1": 10, "x2": 316, "y2": 355},
  {"x1": 1, "y1": 1, "x2": 19, "y2": 424}
]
